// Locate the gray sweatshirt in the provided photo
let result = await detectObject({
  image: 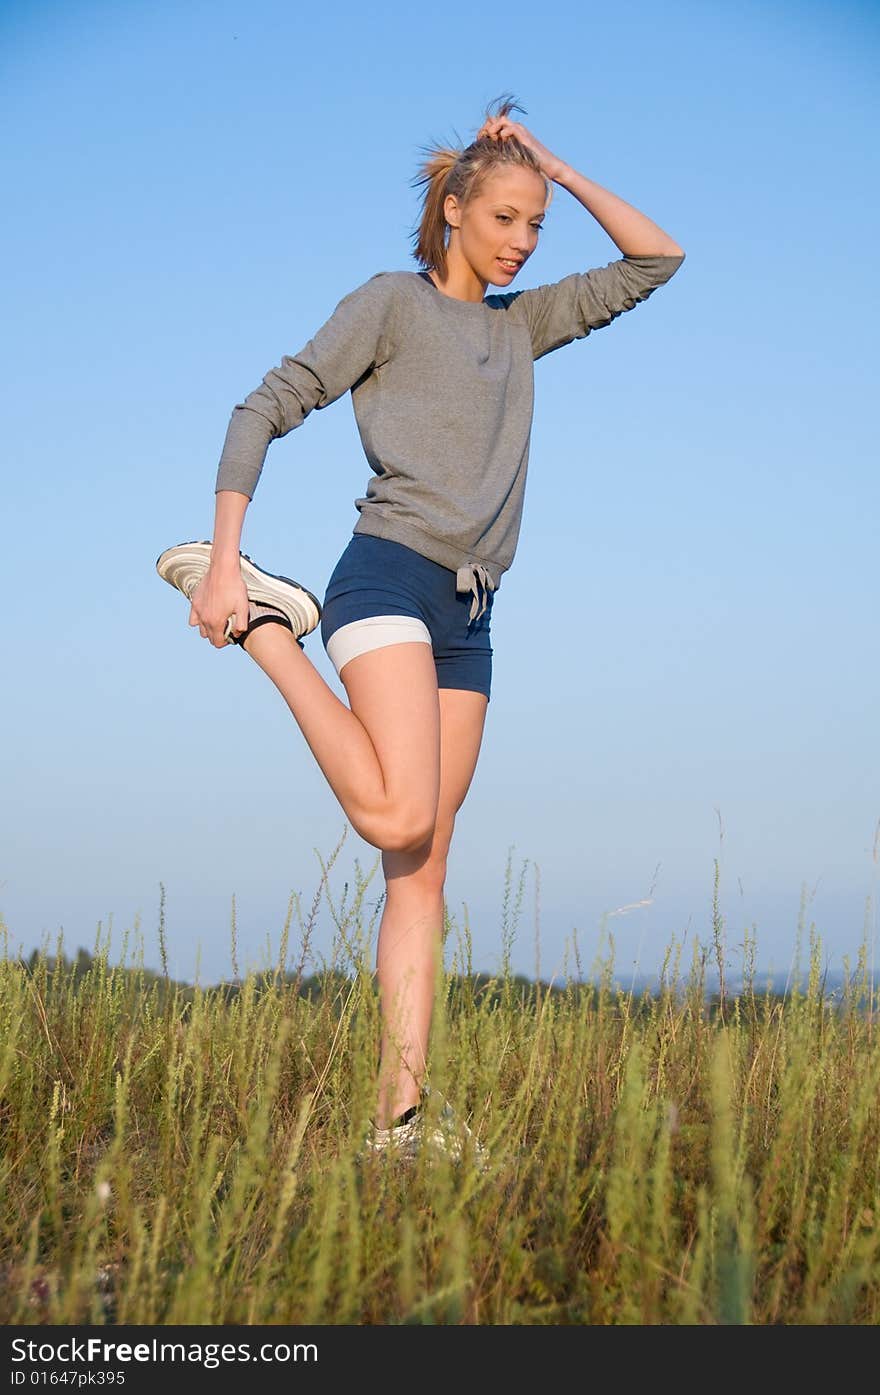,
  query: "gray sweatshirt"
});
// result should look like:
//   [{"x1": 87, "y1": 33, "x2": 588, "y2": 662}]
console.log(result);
[{"x1": 215, "y1": 251, "x2": 686, "y2": 619}]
